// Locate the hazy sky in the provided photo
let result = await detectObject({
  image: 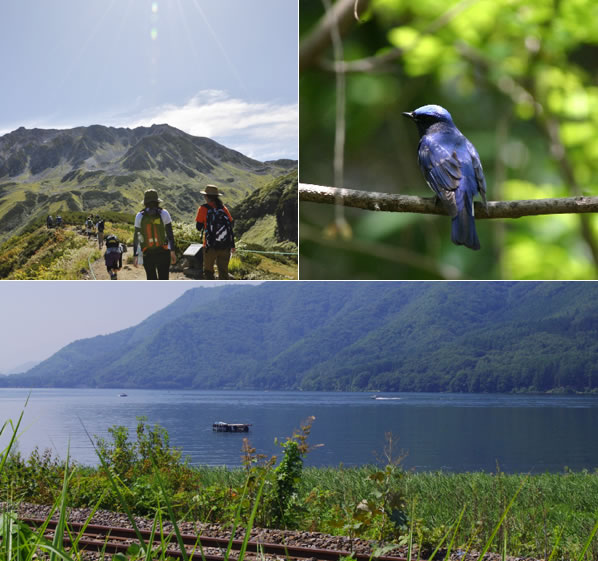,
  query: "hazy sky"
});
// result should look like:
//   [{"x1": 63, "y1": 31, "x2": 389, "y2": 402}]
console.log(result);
[
  {"x1": 0, "y1": 281, "x2": 246, "y2": 372},
  {"x1": 0, "y1": 0, "x2": 298, "y2": 160}
]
